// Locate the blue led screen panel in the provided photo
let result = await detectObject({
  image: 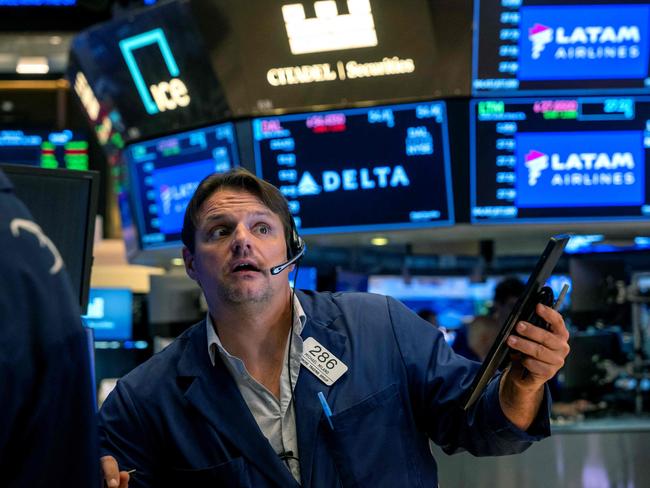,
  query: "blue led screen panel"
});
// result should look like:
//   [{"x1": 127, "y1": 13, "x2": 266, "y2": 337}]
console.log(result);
[
  {"x1": 124, "y1": 122, "x2": 239, "y2": 249},
  {"x1": 0, "y1": 129, "x2": 88, "y2": 170},
  {"x1": 82, "y1": 288, "x2": 133, "y2": 341},
  {"x1": 473, "y1": 0, "x2": 650, "y2": 95},
  {"x1": 253, "y1": 101, "x2": 454, "y2": 234},
  {"x1": 289, "y1": 266, "x2": 317, "y2": 291},
  {"x1": 470, "y1": 96, "x2": 650, "y2": 223}
]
